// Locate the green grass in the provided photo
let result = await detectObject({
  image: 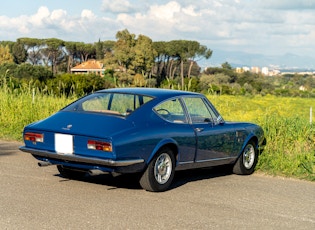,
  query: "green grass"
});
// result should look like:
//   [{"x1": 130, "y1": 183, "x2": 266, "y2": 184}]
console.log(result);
[
  {"x1": 1, "y1": 88, "x2": 314, "y2": 181},
  {"x1": 0, "y1": 89, "x2": 74, "y2": 140},
  {"x1": 208, "y1": 95, "x2": 315, "y2": 181}
]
